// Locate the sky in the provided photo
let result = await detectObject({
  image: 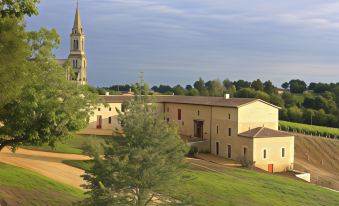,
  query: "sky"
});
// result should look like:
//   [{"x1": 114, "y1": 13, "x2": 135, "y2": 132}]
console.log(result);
[{"x1": 26, "y1": 0, "x2": 339, "y2": 87}]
